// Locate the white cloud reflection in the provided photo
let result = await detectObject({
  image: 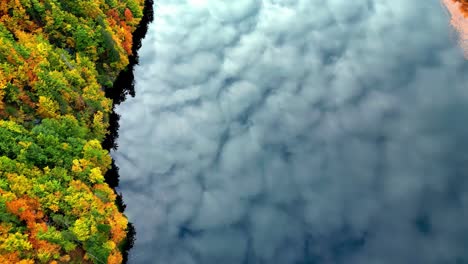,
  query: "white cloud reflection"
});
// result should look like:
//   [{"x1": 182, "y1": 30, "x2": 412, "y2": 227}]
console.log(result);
[{"x1": 114, "y1": 0, "x2": 468, "y2": 263}]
